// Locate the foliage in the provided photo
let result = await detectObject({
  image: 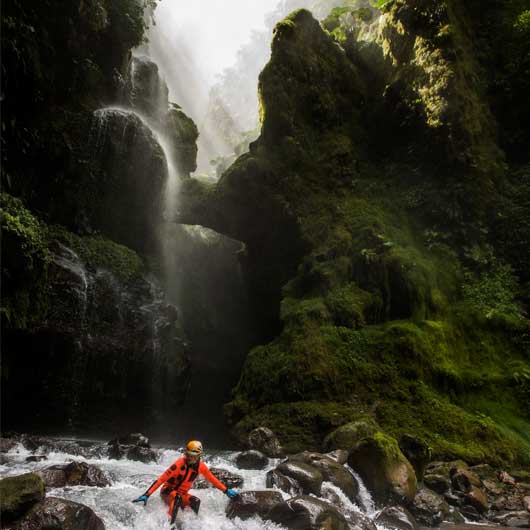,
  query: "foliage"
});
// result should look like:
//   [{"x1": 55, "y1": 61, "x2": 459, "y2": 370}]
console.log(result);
[
  {"x1": 47, "y1": 227, "x2": 145, "y2": 284},
  {"x1": 1, "y1": 194, "x2": 49, "y2": 328},
  {"x1": 461, "y1": 264, "x2": 524, "y2": 321}
]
